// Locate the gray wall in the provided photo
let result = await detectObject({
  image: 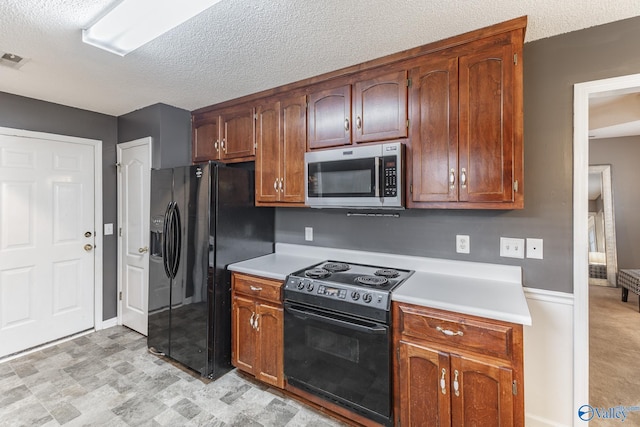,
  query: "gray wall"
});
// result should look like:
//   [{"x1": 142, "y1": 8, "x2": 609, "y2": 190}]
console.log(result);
[
  {"x1": 590, "y1": 136, "x2": 640, "y2": 269},
  {"x1": 0, "y1": 91, "x2": 119, "y2": 319},
  {"x1": 276, "y1": 15, "x2": 640, "y2": 293},
  {"x1": 118, "y1": 103, "x2": 192, "y2": 168}
]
